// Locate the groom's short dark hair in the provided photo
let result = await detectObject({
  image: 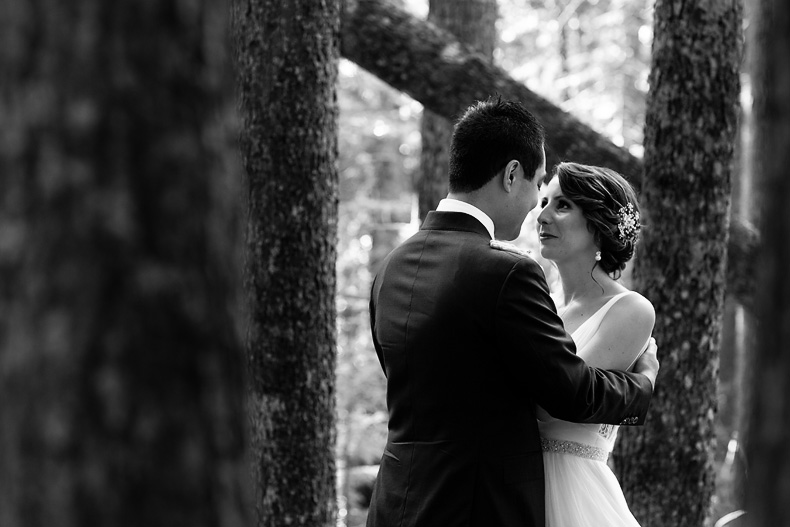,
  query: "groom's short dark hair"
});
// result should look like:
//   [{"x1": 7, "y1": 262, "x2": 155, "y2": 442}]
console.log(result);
[{"x1": 448, "y1": 97, "x2": 545, "y2": 193}]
